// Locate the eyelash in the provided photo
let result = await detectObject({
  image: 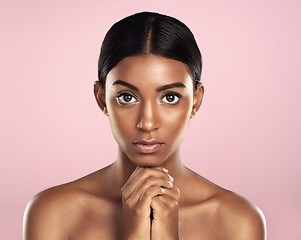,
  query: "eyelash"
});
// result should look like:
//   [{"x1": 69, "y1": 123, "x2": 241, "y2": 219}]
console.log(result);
[
  {"x1": 116, "y1": 92, "x2": 182, "y2": 105},
  {"x1": 116, "y1": 92, "x2": 138, "y2": 105},
  {"x1": 160, "y1": 92, "x2": 182, "y2": 105}
]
